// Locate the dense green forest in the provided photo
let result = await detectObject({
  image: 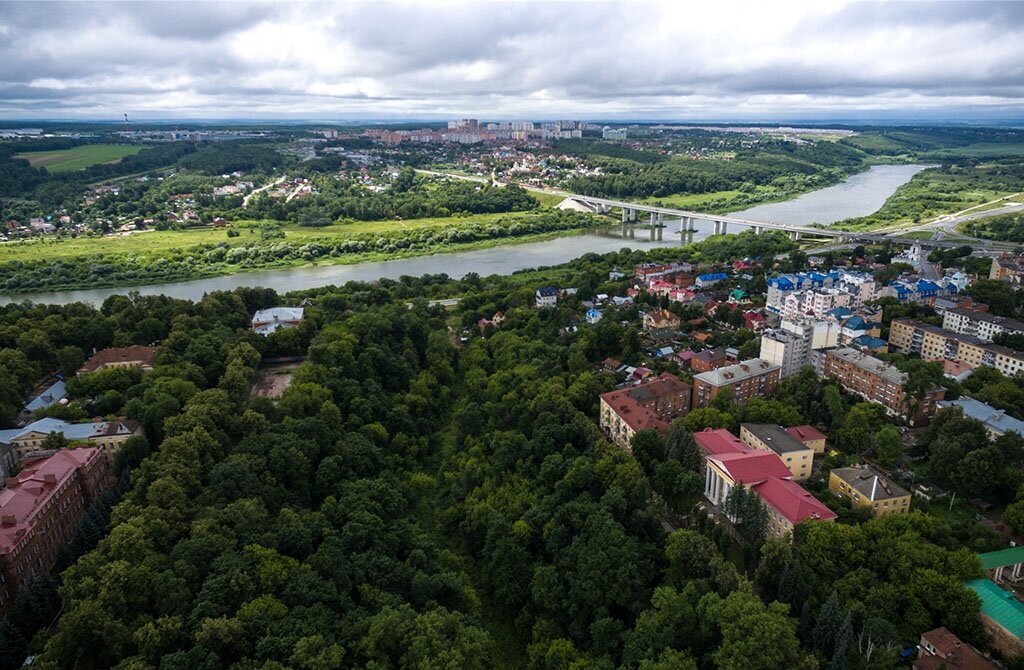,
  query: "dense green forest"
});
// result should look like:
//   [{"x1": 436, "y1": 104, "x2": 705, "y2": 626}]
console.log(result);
[
  {"x1": 963, "y1": 211, "x2": 1024, "y2": 243},
  {"x1": 0, "y1": 243, "x2": 1009, "y2": 669}
]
